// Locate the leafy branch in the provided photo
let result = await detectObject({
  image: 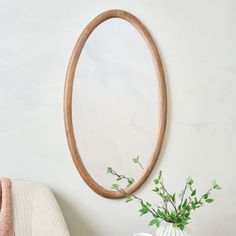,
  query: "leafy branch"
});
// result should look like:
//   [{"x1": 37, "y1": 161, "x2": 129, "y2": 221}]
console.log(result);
[{"x1": 106, "y1": 157, "x2": 221, "y2": 231}]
